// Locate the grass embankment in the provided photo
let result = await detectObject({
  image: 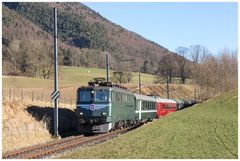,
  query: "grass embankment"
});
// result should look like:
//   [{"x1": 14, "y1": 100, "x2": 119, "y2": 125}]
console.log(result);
[{"x1": 60, "y1": 90, "x2": 238, "y2": 159}]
